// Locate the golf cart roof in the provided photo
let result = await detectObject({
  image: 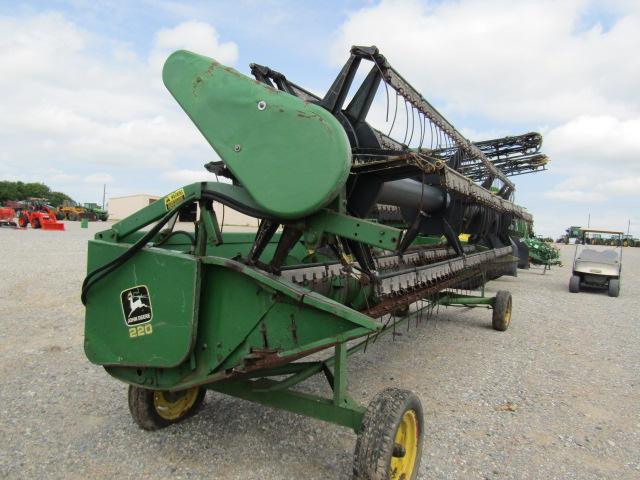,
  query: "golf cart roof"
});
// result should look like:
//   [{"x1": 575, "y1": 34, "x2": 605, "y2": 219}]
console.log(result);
[{"x1": 579, "y1": 228, "x2": 624, "y2": 235}]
